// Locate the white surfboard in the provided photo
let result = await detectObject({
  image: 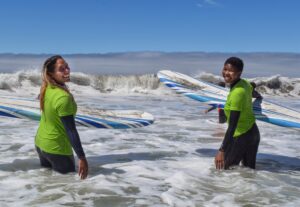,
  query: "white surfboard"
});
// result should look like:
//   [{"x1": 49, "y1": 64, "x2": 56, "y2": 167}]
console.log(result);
[
  {"x1": 158, "y1": 70, "x2": 300, "y2": 129},
  {"x1": 0, "y1": 96, "x2": 154, "y2": 129}
]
